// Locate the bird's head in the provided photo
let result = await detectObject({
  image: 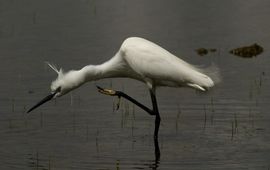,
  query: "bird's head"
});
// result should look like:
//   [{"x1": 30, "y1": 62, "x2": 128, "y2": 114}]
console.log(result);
[
  {"x1": 27, "y1": 63, "x2": 86, "y2": 113},
  {"x1": 50, "y1": 68, "x2": 86, "y2": 97}
]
